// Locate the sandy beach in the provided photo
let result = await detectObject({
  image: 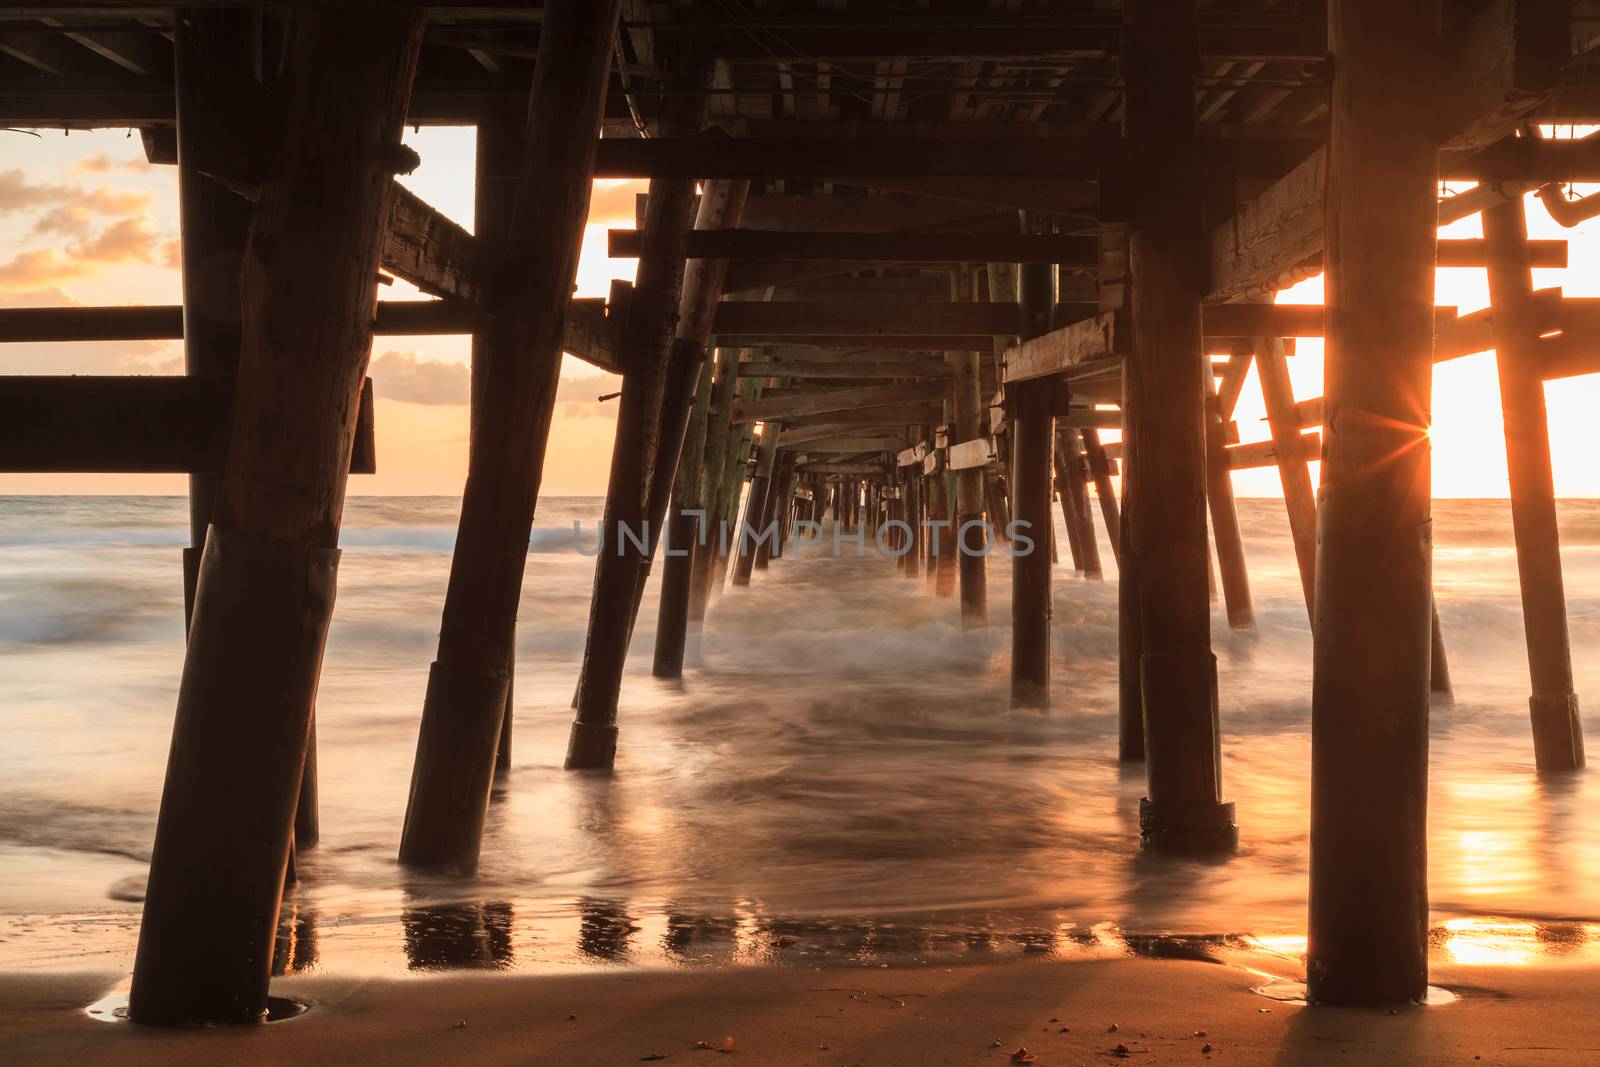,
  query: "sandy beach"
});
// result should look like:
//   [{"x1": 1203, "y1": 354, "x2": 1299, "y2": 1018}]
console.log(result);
[{"x1": 7, "y1": 956, "x2": 1600, "y2": 1065}]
